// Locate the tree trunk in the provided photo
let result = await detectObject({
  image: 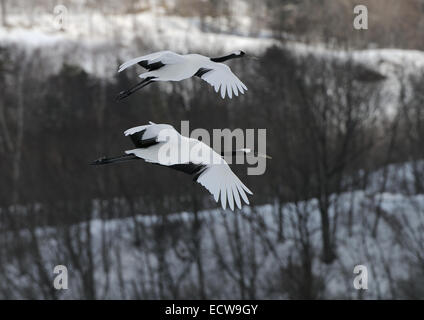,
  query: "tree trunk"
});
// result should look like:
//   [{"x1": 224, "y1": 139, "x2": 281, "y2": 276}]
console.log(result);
[
  {"x1": 191, "y1": 190, "x2": 206, "y2": 299},
  {"x1": 0, "y1": 0, "x2": 7, "y2": 27},
  {"x1": 319, "y1": 201, "x2": 336, "y2": 264}
]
